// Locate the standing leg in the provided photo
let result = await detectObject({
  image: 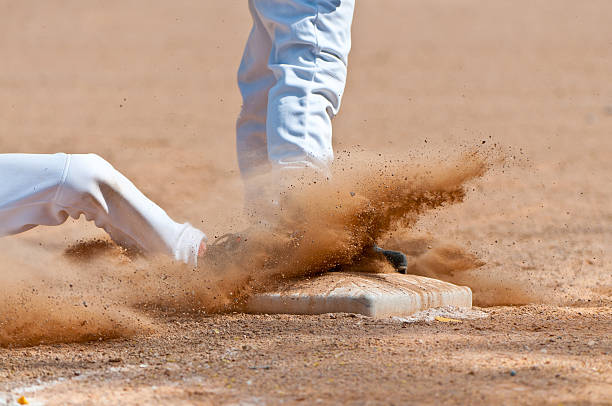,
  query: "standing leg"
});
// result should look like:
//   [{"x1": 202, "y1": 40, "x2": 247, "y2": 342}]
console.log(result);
[
  {"x1": 0, "y1": 153, "x2": 206, "y2": 265},
  {"x1": 236, "y1": 0, "x2": 354, "y2": 214},
  {"x1": 234, "y1": 2, "x2": 407, "y2": 271},
  {"x1": 256, "y1": 0, "x2": 355, "y2": 173}
]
